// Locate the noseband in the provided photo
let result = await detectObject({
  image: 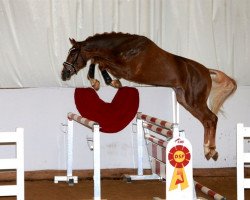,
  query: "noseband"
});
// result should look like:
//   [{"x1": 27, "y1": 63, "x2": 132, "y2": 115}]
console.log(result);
[{"x1": 63, "y1": 48, "x2": 80, "y2": 75}]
